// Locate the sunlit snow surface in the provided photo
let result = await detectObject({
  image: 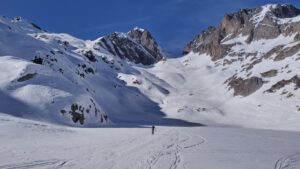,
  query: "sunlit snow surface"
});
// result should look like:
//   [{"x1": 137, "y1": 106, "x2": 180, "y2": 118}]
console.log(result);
[{"x1": 1, "y1": 113, "x2": 300, "y2": 169}]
